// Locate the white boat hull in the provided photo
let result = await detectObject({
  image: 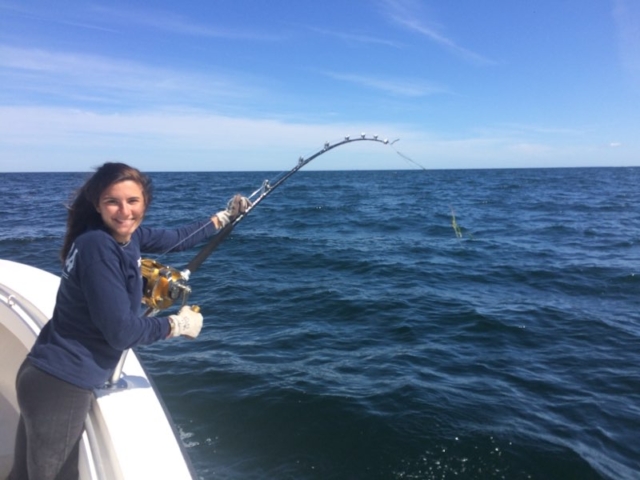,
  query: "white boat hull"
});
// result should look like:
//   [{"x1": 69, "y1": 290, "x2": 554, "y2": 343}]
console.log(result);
[{"x1": 0, "y1": 259, "x2": 195, "y2": 479}]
